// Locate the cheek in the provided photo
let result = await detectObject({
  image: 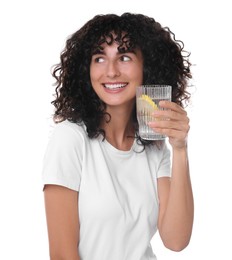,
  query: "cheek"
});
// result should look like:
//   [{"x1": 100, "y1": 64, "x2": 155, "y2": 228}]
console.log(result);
[
  {"x1": 89, "y1": 65, "x2": 95, "y2": 81},
  {"x1": 89, "y1": 66, "x2": 102, "y2": 95},
  {"x1": 90, "y1": 67, "x2": 99, "y2": 87},
  {"x1": 90, "y1": 64, "x2": 104, "y2": 82},
  {"x1": 132, "y1": 66, "x2": 143, "y2": 83}
]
